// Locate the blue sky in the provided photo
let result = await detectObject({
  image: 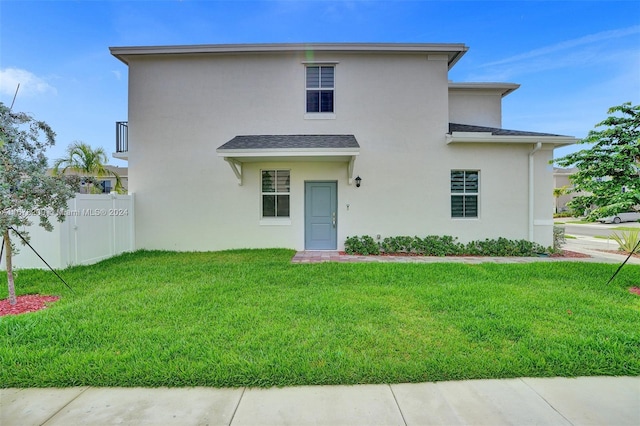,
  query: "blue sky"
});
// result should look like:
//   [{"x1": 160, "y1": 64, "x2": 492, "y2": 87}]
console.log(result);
[{"x1": 1, "y1": 0, "x2": 638, "y2": 167}]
